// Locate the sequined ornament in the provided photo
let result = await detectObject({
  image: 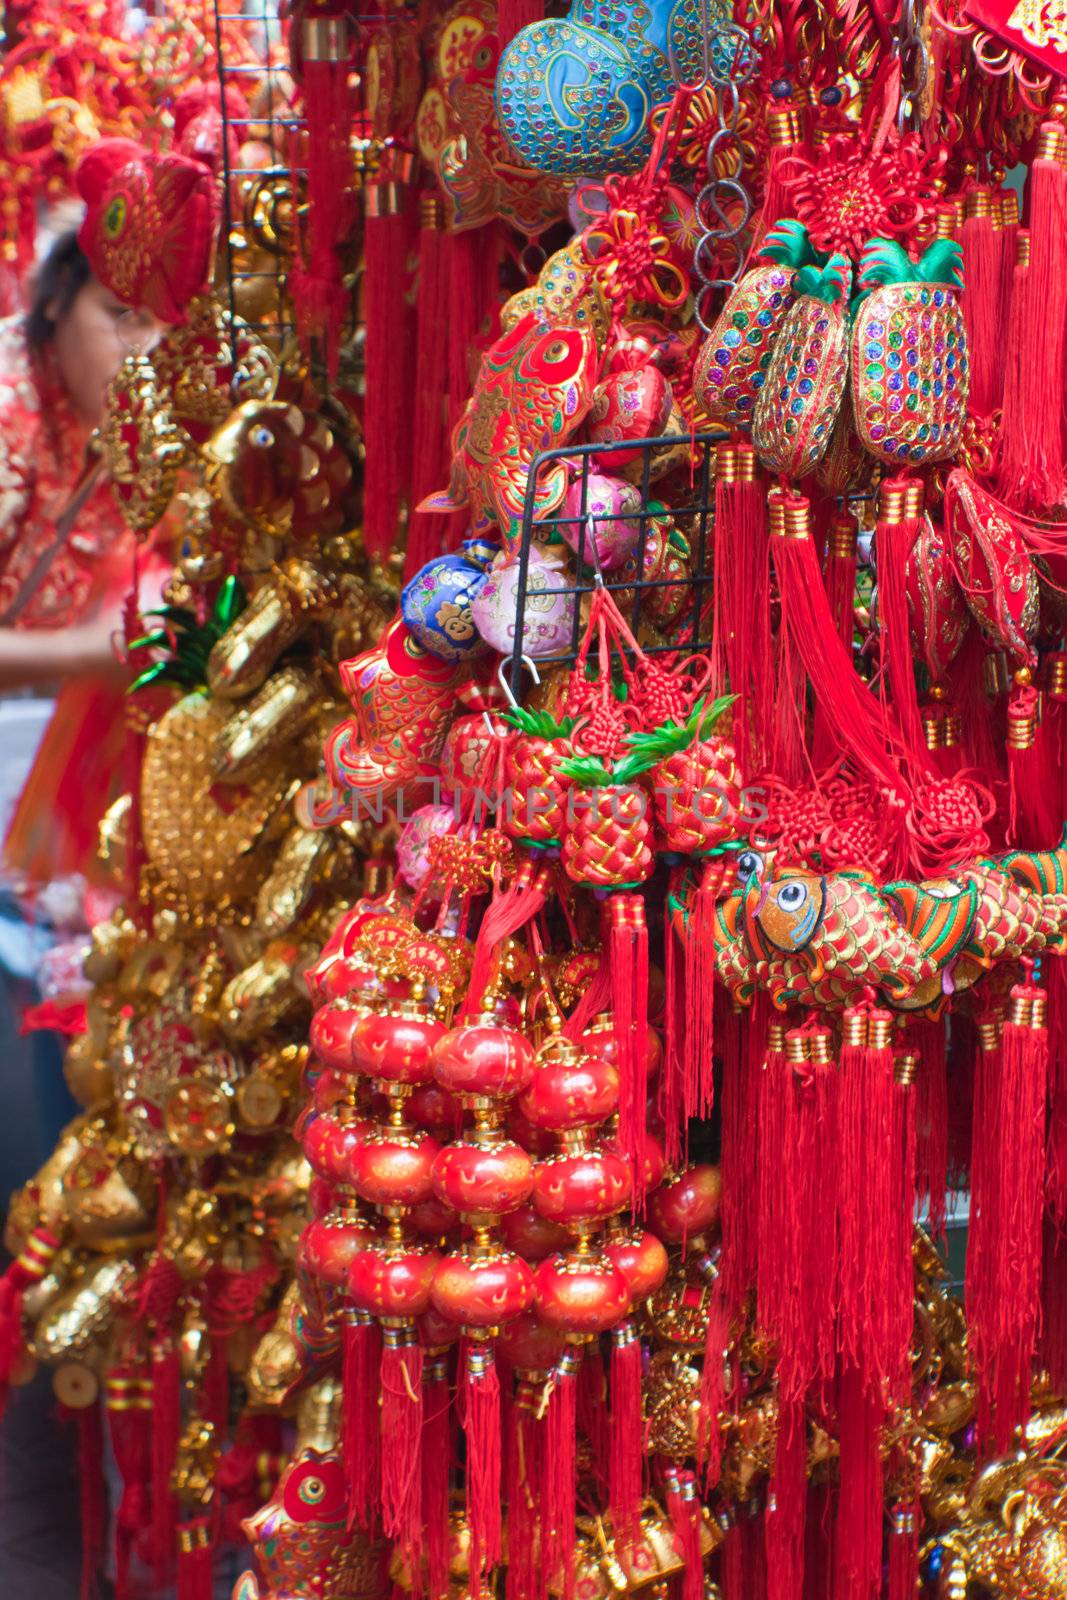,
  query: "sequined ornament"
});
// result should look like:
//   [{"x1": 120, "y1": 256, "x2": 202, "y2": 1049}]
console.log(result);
[
  {"x1": 752, "y1": 254, "x2": 852, "y2": 478},
  {"x1": 693, "y1": 219, "x2": 815, "y2": 431},
  {"x1": 400, "y1": 539, "x2": 497, "y2": 663},
  {"x1": 851, "y1": 238, "x2": 970, "y2": 468},
  {"x1": 494, "y1": 0, "x2": 713, "y2": 178}
]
